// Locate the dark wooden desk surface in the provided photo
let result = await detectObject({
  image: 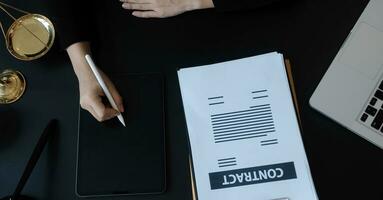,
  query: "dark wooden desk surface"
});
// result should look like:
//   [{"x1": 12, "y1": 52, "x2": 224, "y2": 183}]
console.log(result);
[{"x1": 1, "y1": 0, "x2": 382, "y2": 199}]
